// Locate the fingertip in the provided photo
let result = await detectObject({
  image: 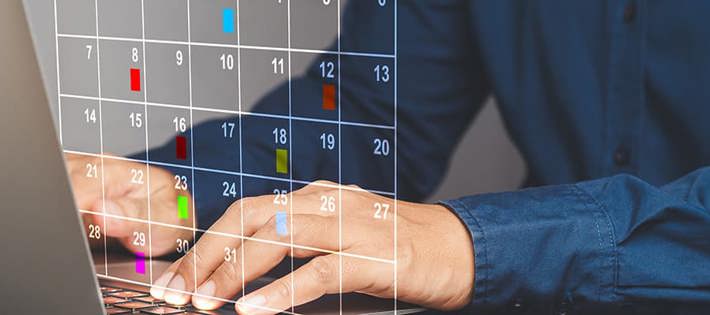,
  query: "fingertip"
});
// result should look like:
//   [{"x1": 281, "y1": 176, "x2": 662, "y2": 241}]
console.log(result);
[
  {"x1": 150, "y1": 272, "x2": 174, "y2": 299},
  {"x1": 236, "y1": 295, "x2": 268, "y2": 315},
  {"x1": 192, "y1": 280, "x2": 220, "y2": 310},
  {"x1": 163, "y1": 274, "x2": 190, "y2": 305}
]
